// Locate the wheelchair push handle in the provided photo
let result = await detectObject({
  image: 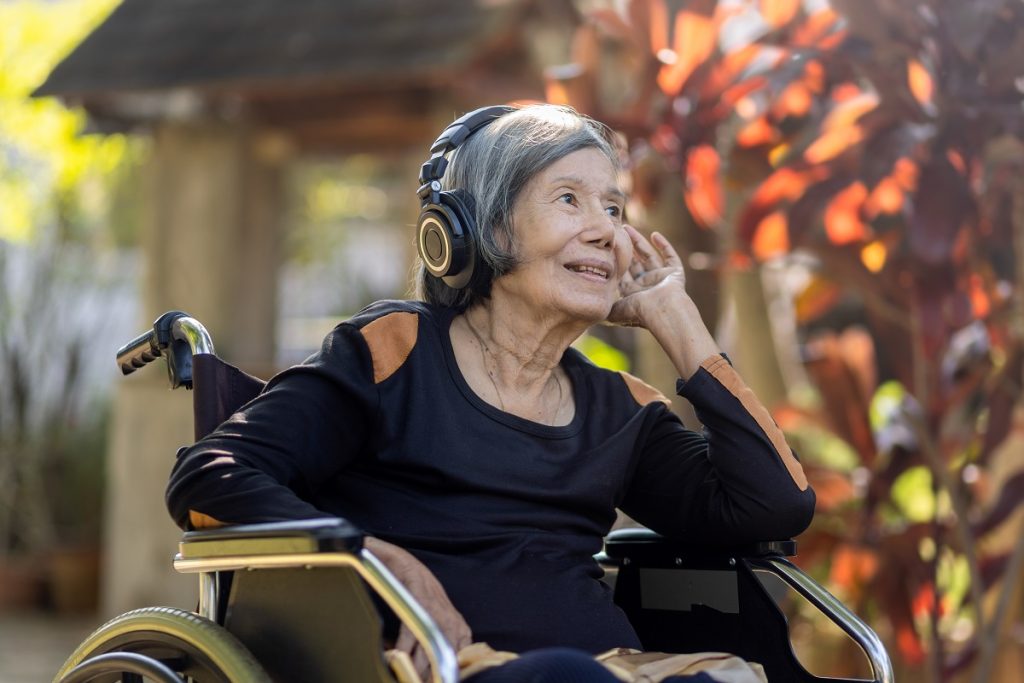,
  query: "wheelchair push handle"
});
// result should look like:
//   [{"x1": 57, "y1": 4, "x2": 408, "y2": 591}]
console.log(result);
[
  {"x1": 116, "y1": 311, "x2": 215, "y2": 389},
  {"x1": 116, "y1": 328, "x2": 163, "y2": 375}
]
